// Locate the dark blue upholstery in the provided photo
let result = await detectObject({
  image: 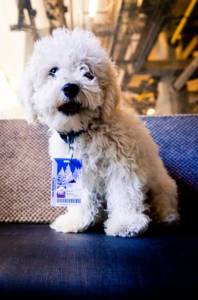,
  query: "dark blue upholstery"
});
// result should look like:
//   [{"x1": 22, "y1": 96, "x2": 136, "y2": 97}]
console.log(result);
[
  {"x1": 141, "y1": 116, "x2": 198, "y2": 226},
  {"x1": 0, "y1": 115, "x2": 198, "y2": 299},
  {"x1": 142, "y1": 116, "x2": 198, "y2": 192},
  {"x1": 0, "y1": 224, "x2": 198, "y2": 299}
]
